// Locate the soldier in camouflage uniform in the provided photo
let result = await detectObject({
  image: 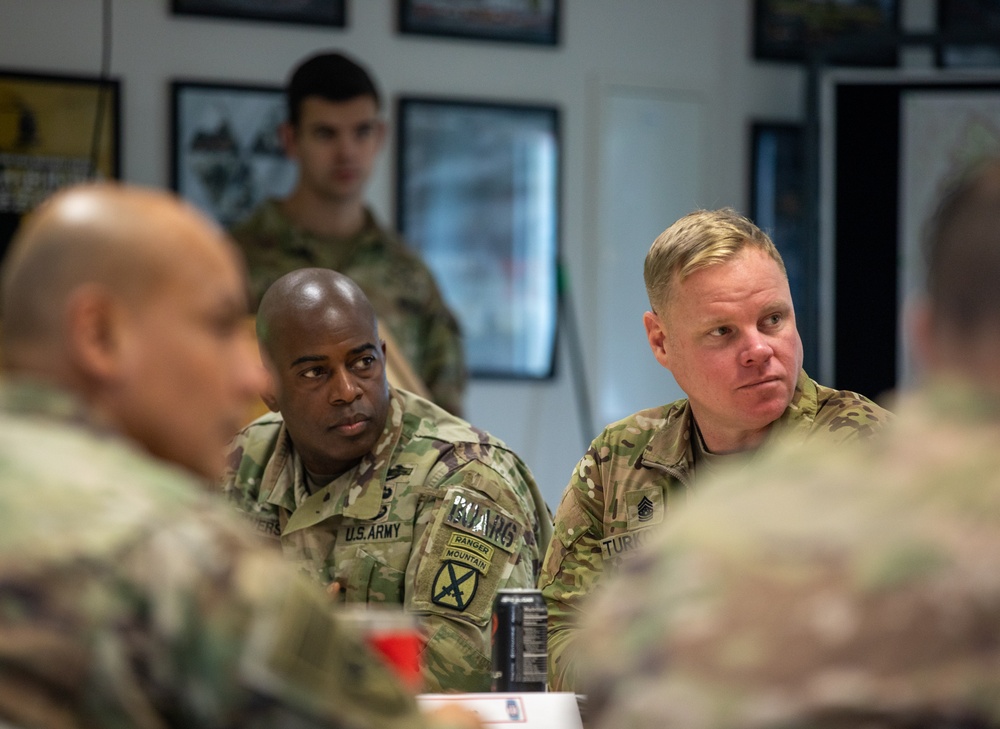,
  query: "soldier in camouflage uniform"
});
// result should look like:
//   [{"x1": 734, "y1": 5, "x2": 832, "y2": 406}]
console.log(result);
[
  {"x1": 539, "y1": 208, "x2": 892, "y2": 691},
  {"x1": 576, "y1": 158, "x2": 1000, "y2": 729},
  {"x1": 0, "y1": 183, "x2": 478, "y2": 729},
  {"x1": 222, "y1": 268, "x2": 552, "y2": 694},
  {"x1": 229, "y1": 50, "x2": 466, "y2": 416}
]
